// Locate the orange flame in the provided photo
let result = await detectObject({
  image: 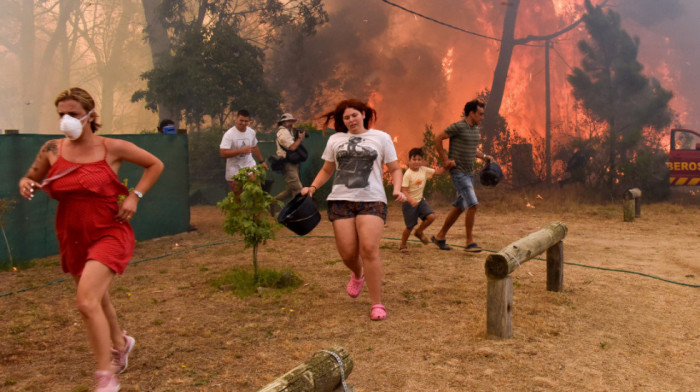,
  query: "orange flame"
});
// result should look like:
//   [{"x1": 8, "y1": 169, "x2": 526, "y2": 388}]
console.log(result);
[{"x1": 442, "y1": 47, "x2": 454, "y2": 81}]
